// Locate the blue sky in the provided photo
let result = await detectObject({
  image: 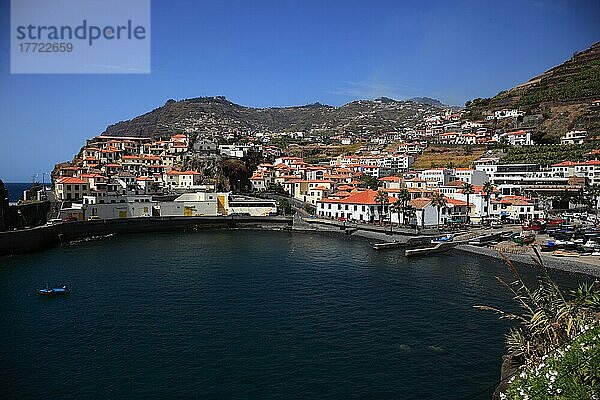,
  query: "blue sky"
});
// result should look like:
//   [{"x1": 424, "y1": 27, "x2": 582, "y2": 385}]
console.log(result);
[{"x1": 1, "y1": 0, "x2": 599, "y2": 182}]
